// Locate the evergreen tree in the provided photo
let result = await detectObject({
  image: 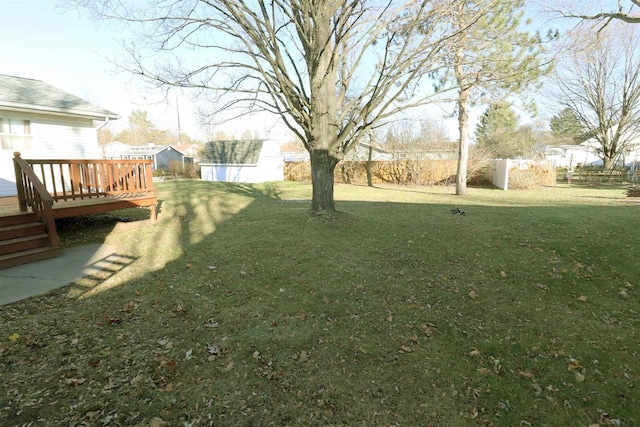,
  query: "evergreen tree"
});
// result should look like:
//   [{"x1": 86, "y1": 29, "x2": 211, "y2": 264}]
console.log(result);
[
  {"x1": 475, "y1": 102, "x2": 518, "y2": 146},
  {"x1": 549, "y1": 108, "x2": 587, "y2": 143}
]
